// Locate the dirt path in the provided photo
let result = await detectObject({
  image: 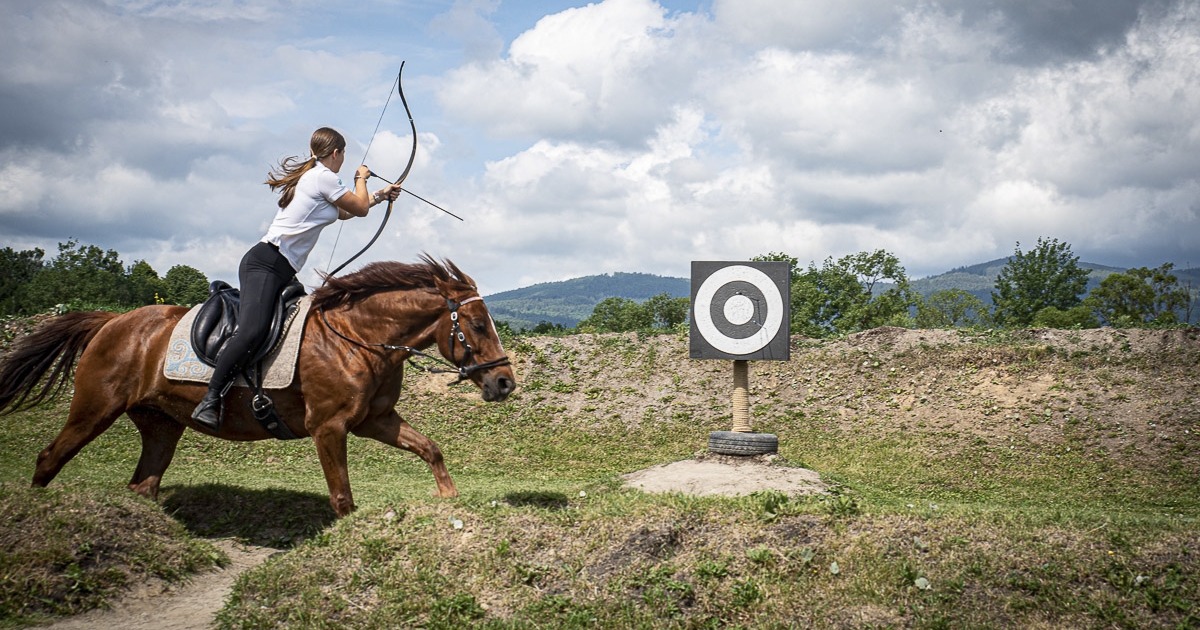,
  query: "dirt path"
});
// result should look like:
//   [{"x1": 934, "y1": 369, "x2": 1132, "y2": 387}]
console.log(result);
[{"x1": 41, "y1": 540, "x2": 275, "y2": 630}]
